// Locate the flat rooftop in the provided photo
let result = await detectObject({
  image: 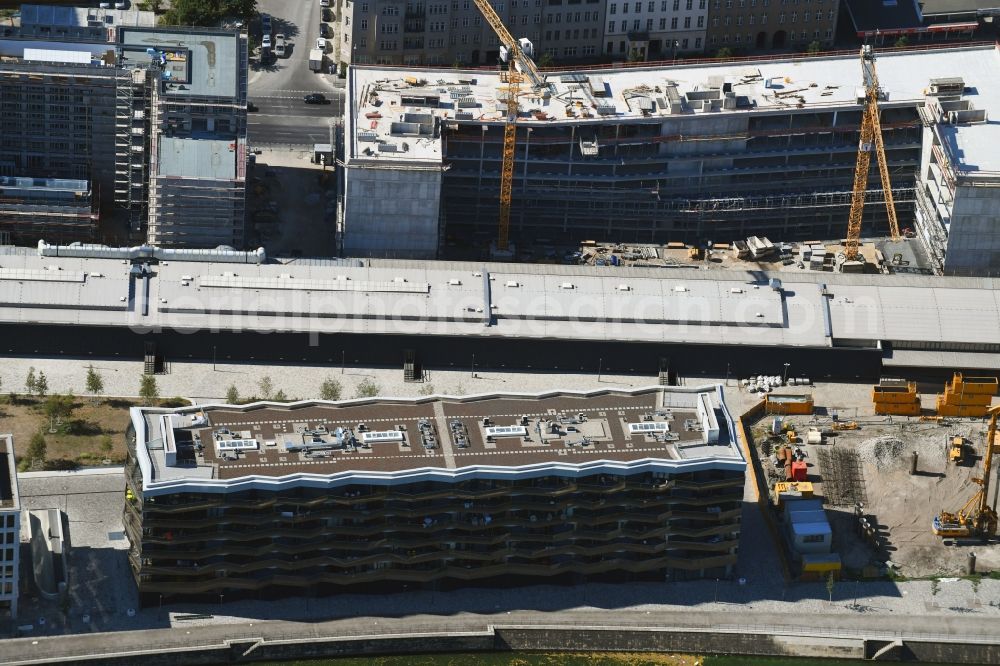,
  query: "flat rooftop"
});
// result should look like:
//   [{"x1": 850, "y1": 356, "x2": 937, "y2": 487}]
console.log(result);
[
  {"x1": 118, "y1": 27, "x2": 239, "y2": 99},
  {"x1": 346, "y1": 44, "x2": 1000, "y2": 173},
  {"x1": 3, "y1": 246, "x2": 1000, "y2": 354},
  {"x1": 132, "y1": 387, "x2": 743, "y2": 494},
  {"x1": 157, "y1": 137, "x2": 239, "y2": 180},
  {"x1": 19, "y1": 4, "x2": 155, "y2": 30}
]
